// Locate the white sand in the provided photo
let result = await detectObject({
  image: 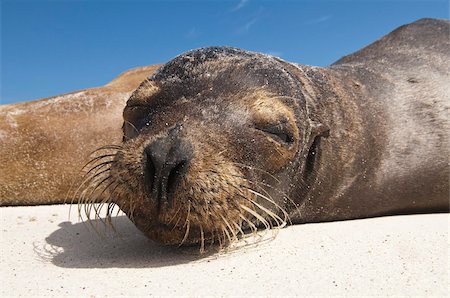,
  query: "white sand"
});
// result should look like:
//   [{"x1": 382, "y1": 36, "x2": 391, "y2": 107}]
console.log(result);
[{"x1": 1, "y1": 205, "x2": 448, "y2": 297}]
